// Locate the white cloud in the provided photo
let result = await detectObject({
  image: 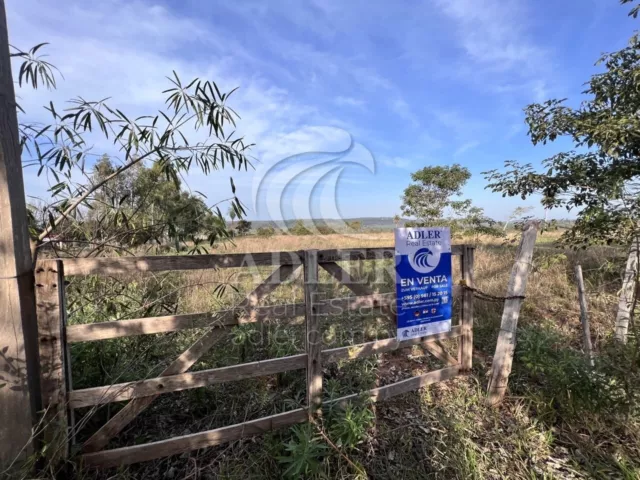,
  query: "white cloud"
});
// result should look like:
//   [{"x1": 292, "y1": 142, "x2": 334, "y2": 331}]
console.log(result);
[
  {"x1": 10, "y1": 0, "x2": 333, "y2": 209},
  {"x1": 434, "y1": 0, "x2": 547, "y2": 73},
  {"x1": 453, "y1": 141, "x2": 480, "y2": 158},
  {"x1": 379, "y1": 155, "x2": 413, "y2": 170},
  {"x1": 390, "y1": 97, "x2": 420, "y2": 129},
  {"x1": 334, "y1": 96, "x2": 365, "y2": 108}
]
